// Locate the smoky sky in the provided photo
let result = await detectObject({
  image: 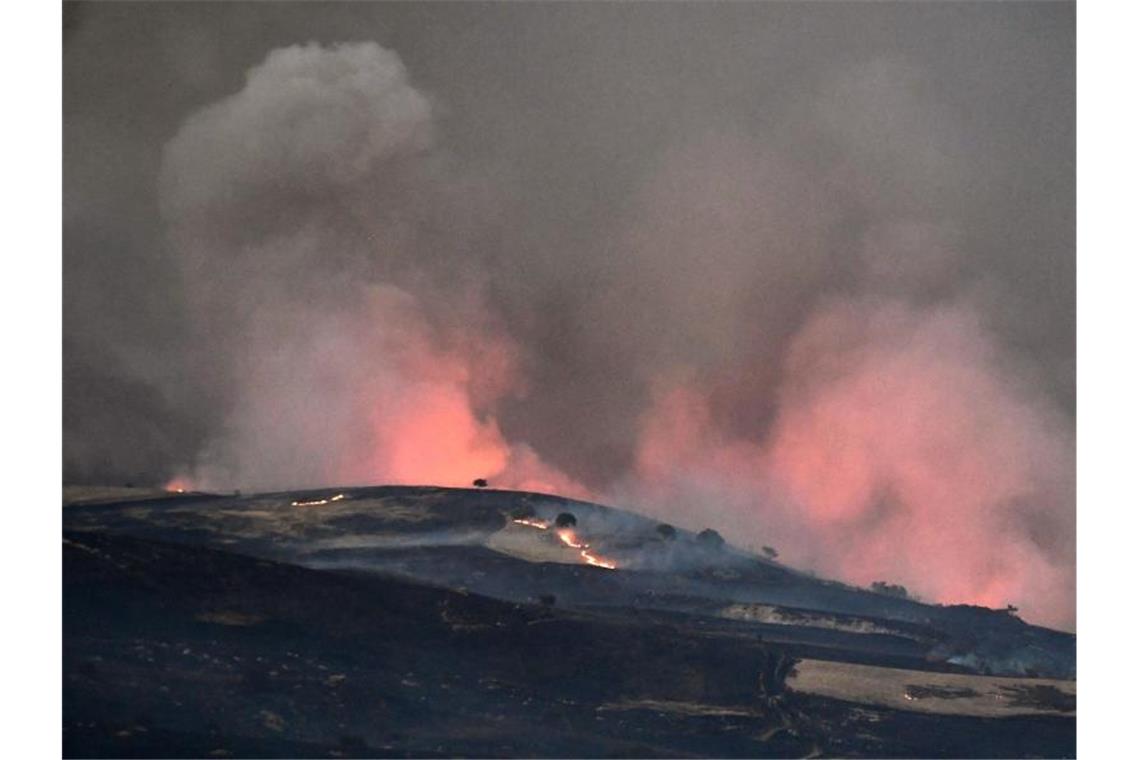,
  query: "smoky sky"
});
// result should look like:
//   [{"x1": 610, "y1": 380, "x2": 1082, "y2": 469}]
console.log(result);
[{"x1": 63, "y1": 2, "x2": 1074, "y2": 627}]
